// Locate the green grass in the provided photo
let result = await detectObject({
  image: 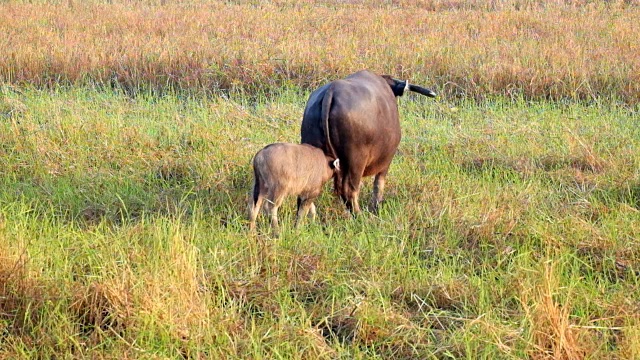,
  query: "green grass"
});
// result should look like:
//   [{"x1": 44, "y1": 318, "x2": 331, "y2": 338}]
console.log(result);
[{"x1": 1, "y1": 86, "x2": 639, "y2": 358}]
